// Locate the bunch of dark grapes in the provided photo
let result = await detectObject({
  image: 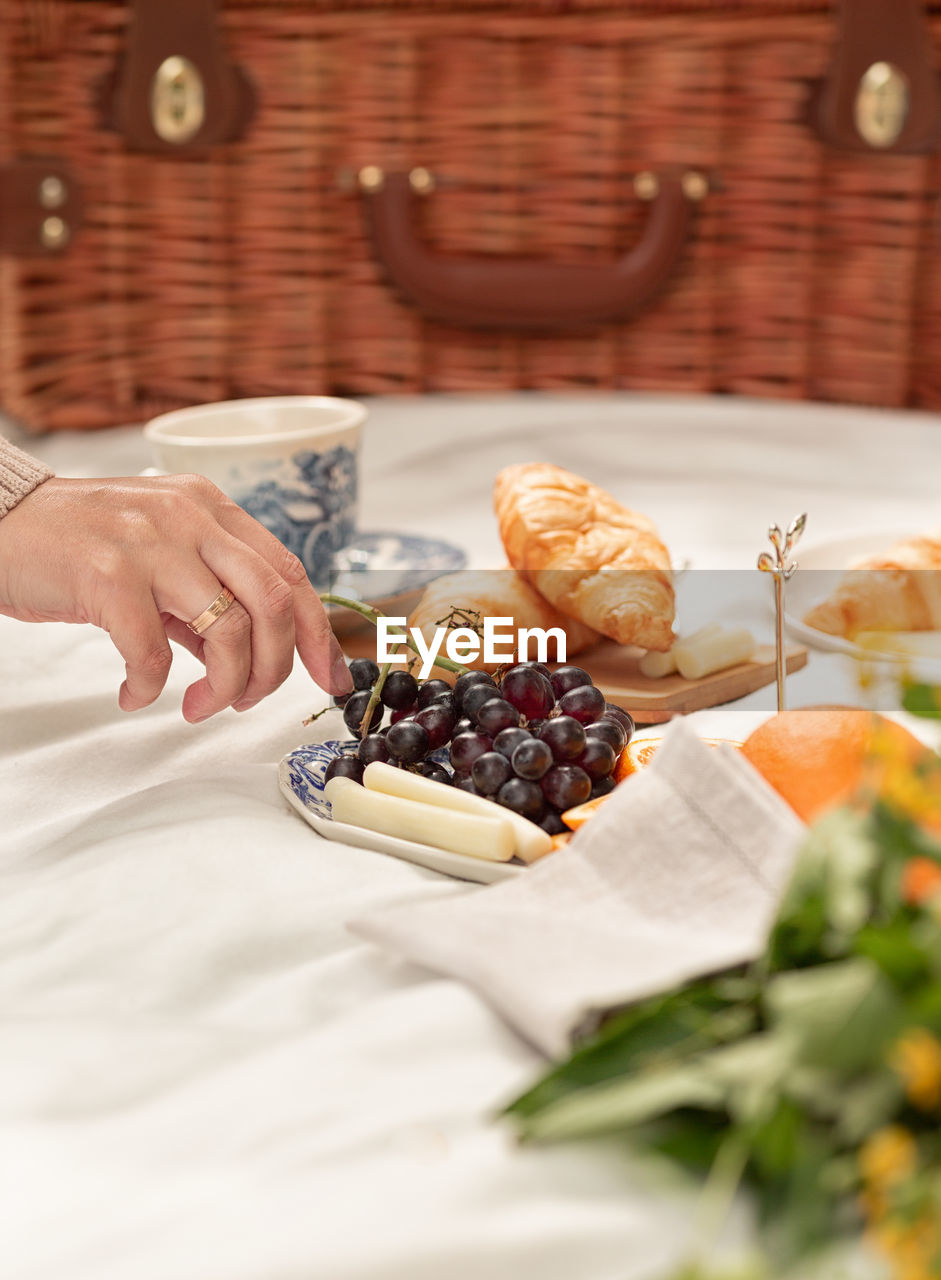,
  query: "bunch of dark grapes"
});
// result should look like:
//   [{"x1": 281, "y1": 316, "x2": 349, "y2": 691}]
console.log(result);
[{"x1": 325, "y1": 657, "x2": 634, "y2": 836}]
